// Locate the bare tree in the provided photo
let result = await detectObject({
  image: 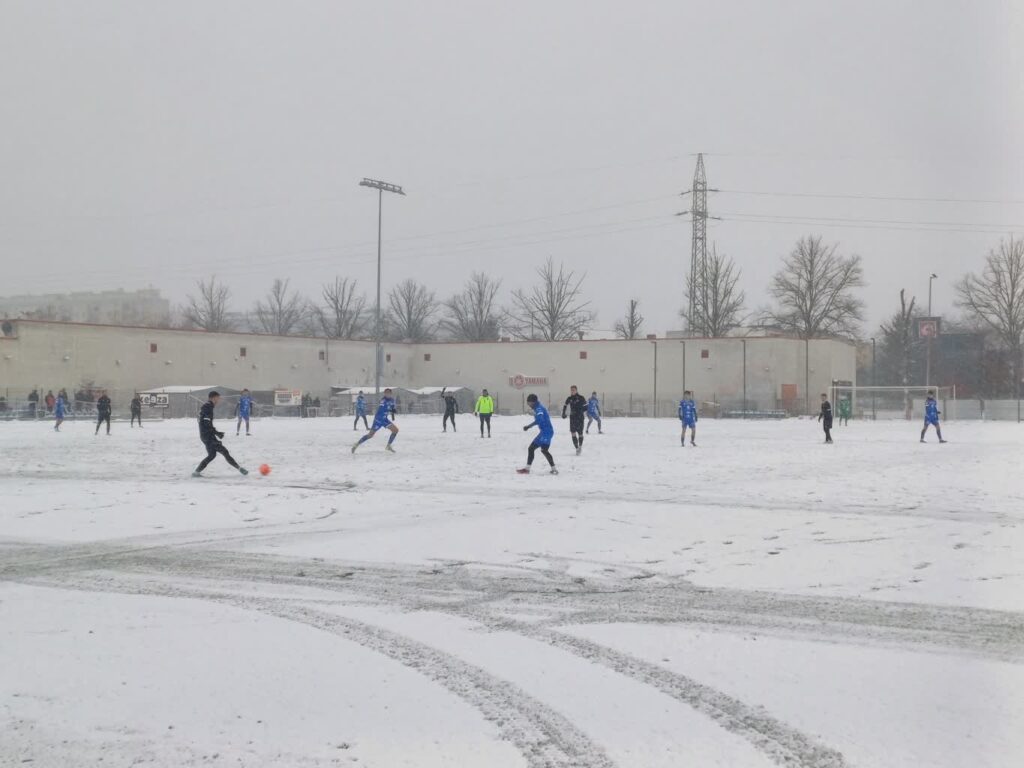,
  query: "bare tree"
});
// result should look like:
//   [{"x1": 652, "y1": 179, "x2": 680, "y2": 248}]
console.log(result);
[
  {"x1": 956, "y1": 236, "x2": 1024, "y2": 392},
  {"x1": 183, "y1": 277, "x2": 234, "y2": 332},
  {"x1": 252, "y1": 278, "x2": 307, "y2": 336},
  {"x1": 505, "y1": 257, "x2": 594, "y2": 341},
  {"x1": 680, "y1": 245, "x2": 746, "y2": 337},
  {"x1": 877, "y1": 289, "x2": 918, "y2": 384},
  {"x1": 614, "y1": 299, "x2": 645, "y2": 339},
  {"x1": 876, "y1": 289, "x2": 919, "y2": 417},
  {"x1": 442, "y1": 272, "x2": 502, "y2": 341},
  {"x1": 764, "y1": 236, "x2": 865, "y2": 339},
  {"x1": 310, "y1": 277, "x2": 367, "y2": 339},
  {"x1": 387, "y1": 278, "x2": 439, "y2": 342}
]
